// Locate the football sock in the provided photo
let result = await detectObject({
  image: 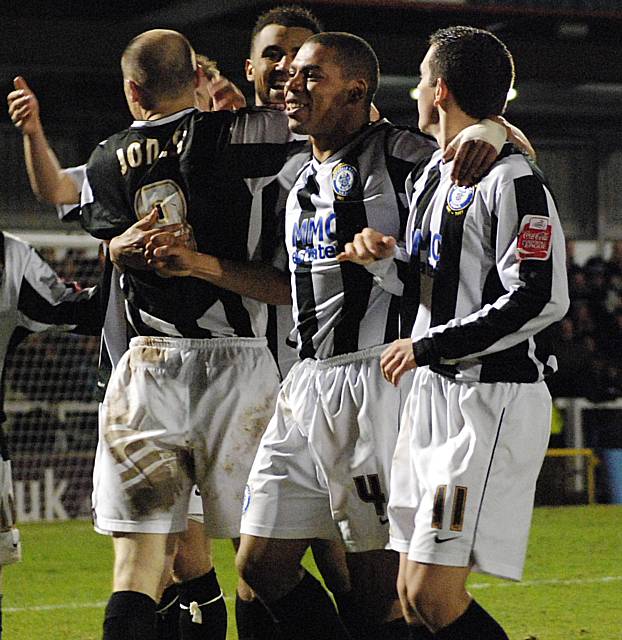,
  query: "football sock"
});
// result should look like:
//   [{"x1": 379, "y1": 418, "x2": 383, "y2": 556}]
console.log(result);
[
  {"x1": 408, "y1": 622, "x2": 435, "y2": 639},
  {"x1": 235, "y1": 593, "x2": 280, "y2": 640},
  {"x1": 0, "y1": 592, "x2": 3, "y2": 639},
  {"x1": 178, "y1": 569, "x2": 227, "y2": 640},
  {"x1": 265, "y1": 569, "x2": 352, "y2": 640},
  {"x1": 334, "y1": 591, "x2": 414, "y2": 639},
  {"x1": 156, "y1": 583, "x2": 180, "y2": 640},
  {"x1": 103, "y1": 590, "x2": 156, "y2": 640},
  {"x1": 434, "y1": 599, "x2": 509, "y2": 639}
]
